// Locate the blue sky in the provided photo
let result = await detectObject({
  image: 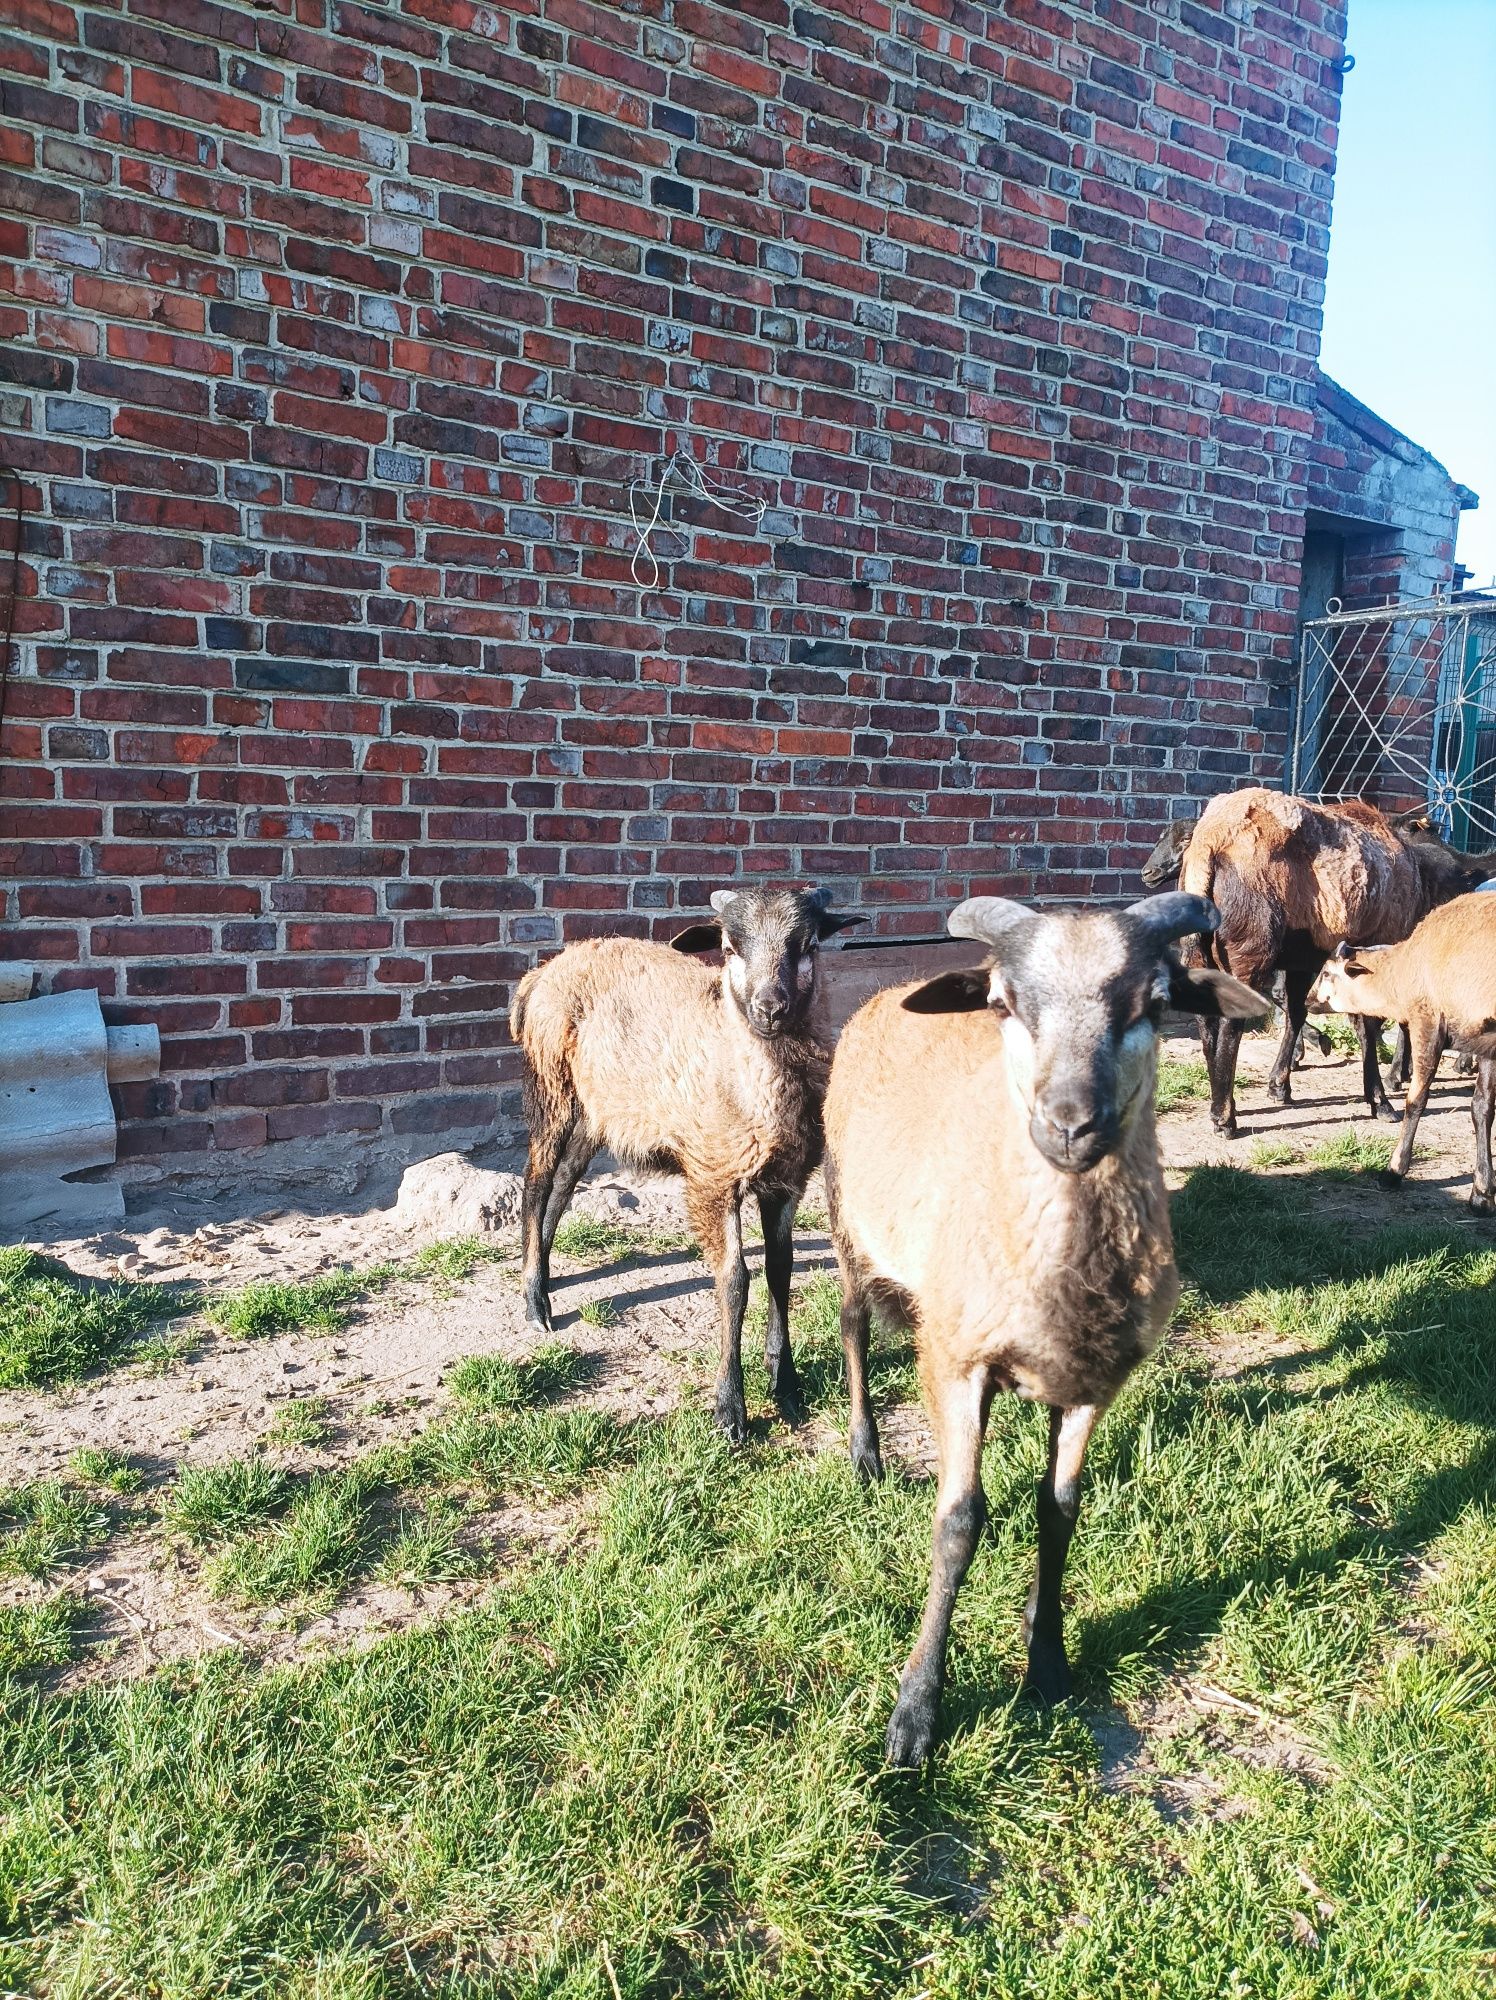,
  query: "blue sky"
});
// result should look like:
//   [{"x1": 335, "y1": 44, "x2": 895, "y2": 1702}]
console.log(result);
[{"x1": 1319, "y1": 0, "x2": 1496, "y2": 586}]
